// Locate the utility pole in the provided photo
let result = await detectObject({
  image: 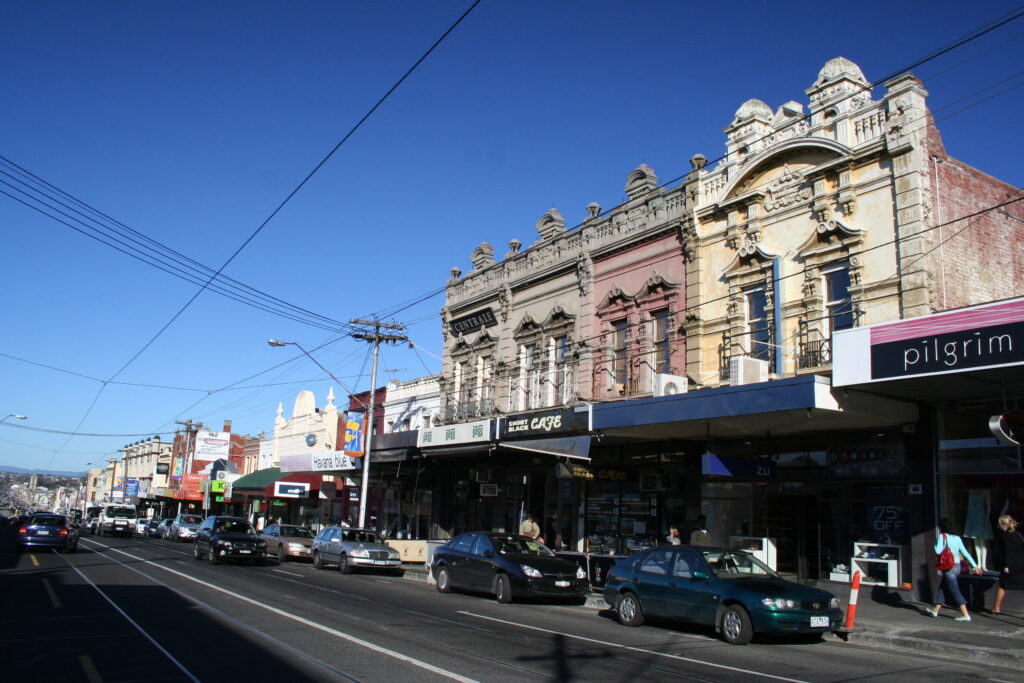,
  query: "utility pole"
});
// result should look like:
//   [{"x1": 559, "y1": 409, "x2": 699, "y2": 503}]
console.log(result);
[
  {"x1": 350, "y1": 318, "x2": 407, "y2": 529},
  {"x1": 175, "y1": 420, "x2": 201, "y2": 515}
]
